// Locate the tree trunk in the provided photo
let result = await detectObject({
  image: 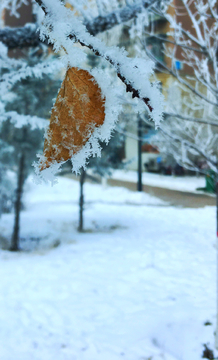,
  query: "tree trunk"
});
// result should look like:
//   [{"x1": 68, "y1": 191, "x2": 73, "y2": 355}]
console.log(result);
[
  {"x1": 10, "y1": 153, "x2": 25, "y2": 251},
  {"x1": 78, "y1": 168, "x2": 86, "y2": 232}
]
